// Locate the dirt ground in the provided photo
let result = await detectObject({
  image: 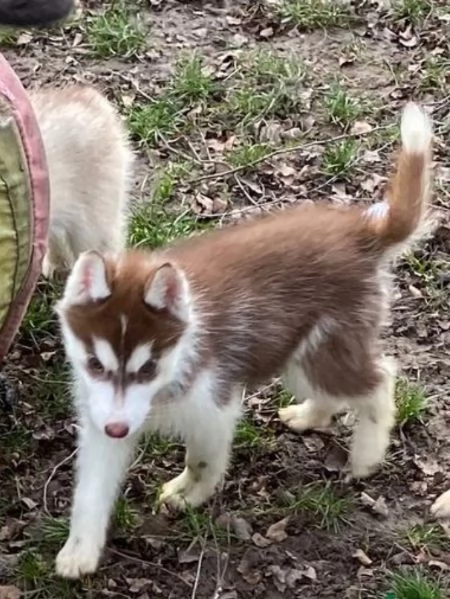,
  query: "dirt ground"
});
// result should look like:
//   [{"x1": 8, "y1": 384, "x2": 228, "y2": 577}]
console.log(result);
[{"x1": 0, "y1": 1, "x2": 449, "y2": 598}]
